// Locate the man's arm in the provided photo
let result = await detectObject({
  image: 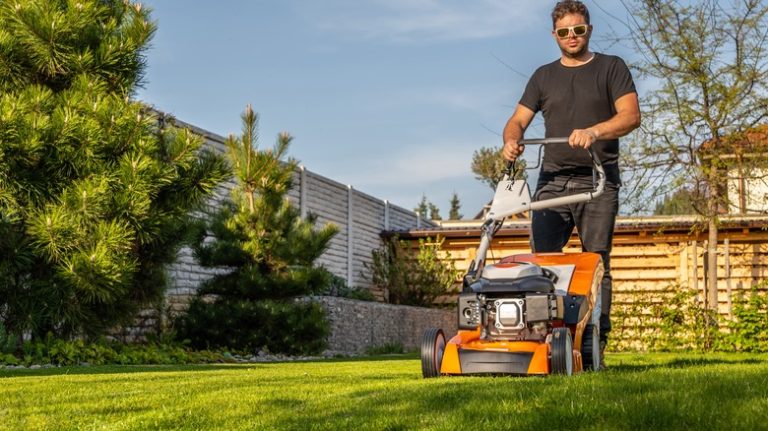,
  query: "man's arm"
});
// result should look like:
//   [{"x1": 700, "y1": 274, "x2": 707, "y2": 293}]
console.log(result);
[
  {"x1": 569, "y1": 92, "x2": 641, "y2": 149},
  {"x1": 502, "y1": 104, "x2": 536, "y2": 161}
]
